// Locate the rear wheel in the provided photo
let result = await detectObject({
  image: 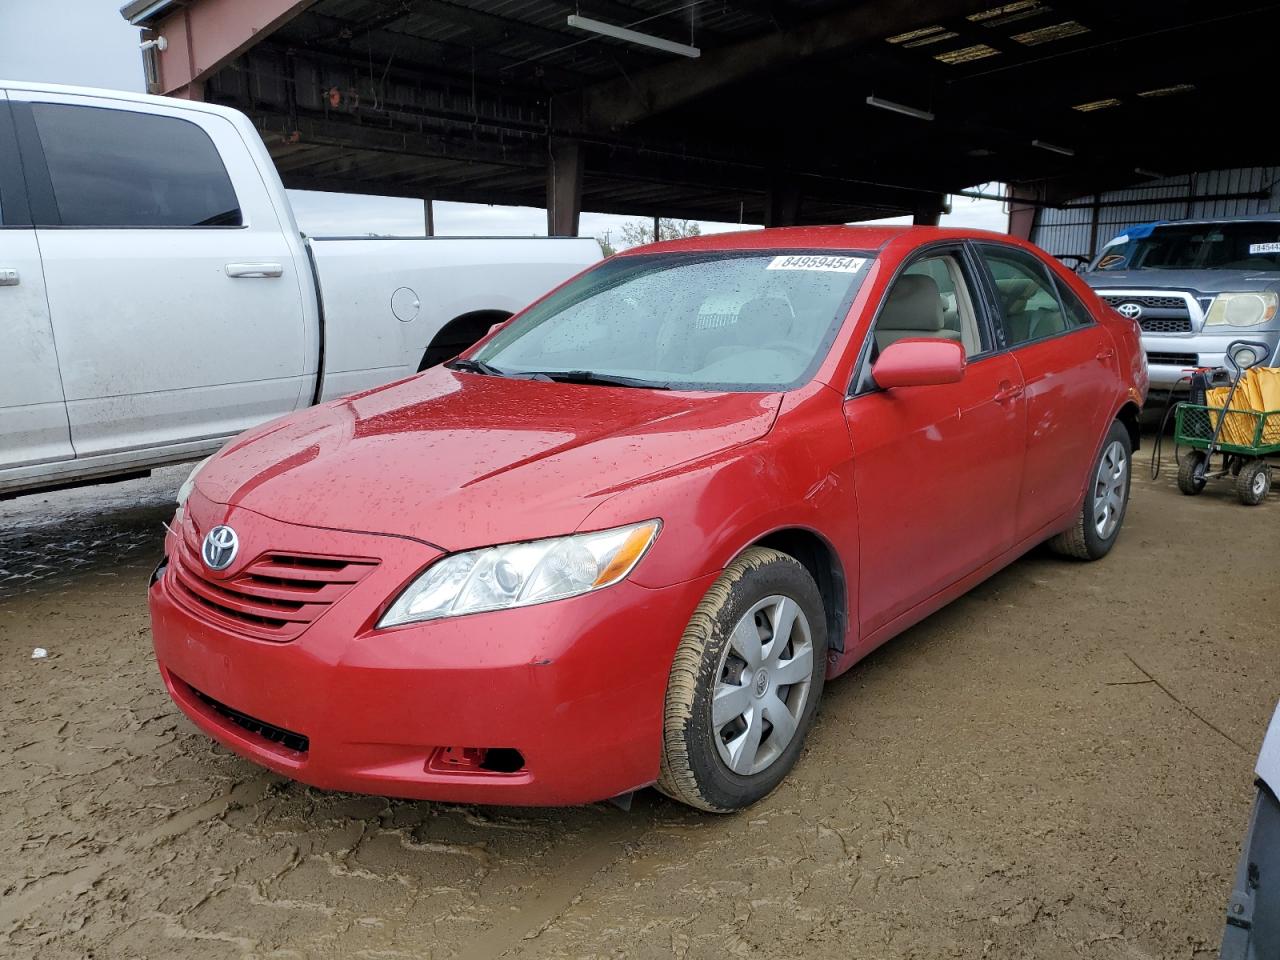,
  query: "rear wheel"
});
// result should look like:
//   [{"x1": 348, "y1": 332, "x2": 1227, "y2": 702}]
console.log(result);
[
  {"x1": 1236, "y1": 460, "x2": 1272, "y2": 506},
  {"x1": 1177, "y1": 450, "x2": 1208, "y2": 496},
  {"x1": 1049, "y1": 420, "x2": 1132, "y2": 561},
  {"x1": 658, "y1": 547, "x2": 826, "y2": 812}
]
